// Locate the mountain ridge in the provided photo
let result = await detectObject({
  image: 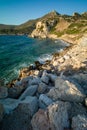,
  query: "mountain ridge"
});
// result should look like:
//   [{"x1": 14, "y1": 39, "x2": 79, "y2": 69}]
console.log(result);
[{"x1": 0, "y1": 10, "x2": 87, "y2": 43}]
